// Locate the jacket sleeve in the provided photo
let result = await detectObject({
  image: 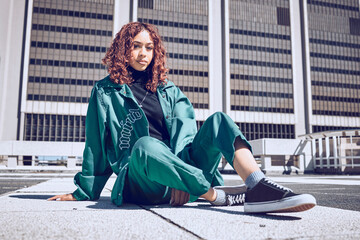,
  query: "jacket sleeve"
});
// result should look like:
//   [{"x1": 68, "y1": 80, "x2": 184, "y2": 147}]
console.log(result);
[
  {"x1": 169, "y1": 86, "x2": 198, "y2": 156},
  {"x1": 72, "y1": 86, "x2": 113, "y2": 201}
]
